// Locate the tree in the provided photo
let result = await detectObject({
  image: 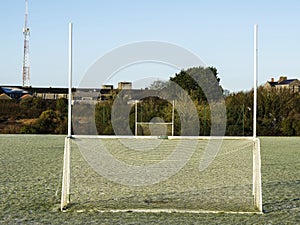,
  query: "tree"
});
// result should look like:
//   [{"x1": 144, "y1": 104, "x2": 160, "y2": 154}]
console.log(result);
[
  {"x1": 95, "y1": 100, "x2": 113, "y2": 135},
  {"x1": 36, "y1": 110, "x2": 59, "y2": 134},
  {"x1": 26, "y1": 109, "x2": 66, "y2": 134},
  {"x1": 148, "y1": 80, "x2": 169, "y2": 90},
  {"x1": 56, "y1": 98, "x2": 67, "y2": 116},
  {"x1": 169, "y1": 66, "x2": 223, "y2": 102}
]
